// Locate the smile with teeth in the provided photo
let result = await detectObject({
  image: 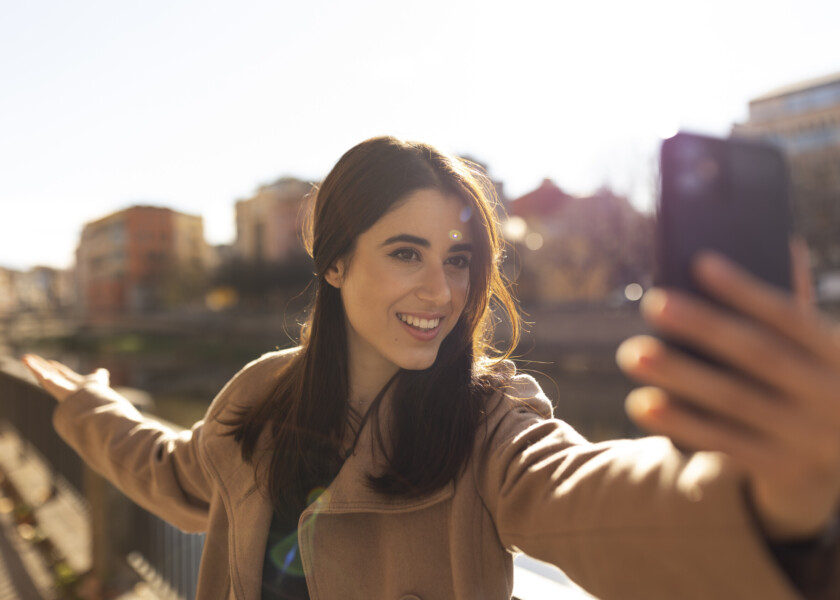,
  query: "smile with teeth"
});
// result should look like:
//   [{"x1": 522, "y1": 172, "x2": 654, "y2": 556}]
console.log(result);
[{"x1": 397, "y1": 313, "x2": 441, "y2": 331}]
